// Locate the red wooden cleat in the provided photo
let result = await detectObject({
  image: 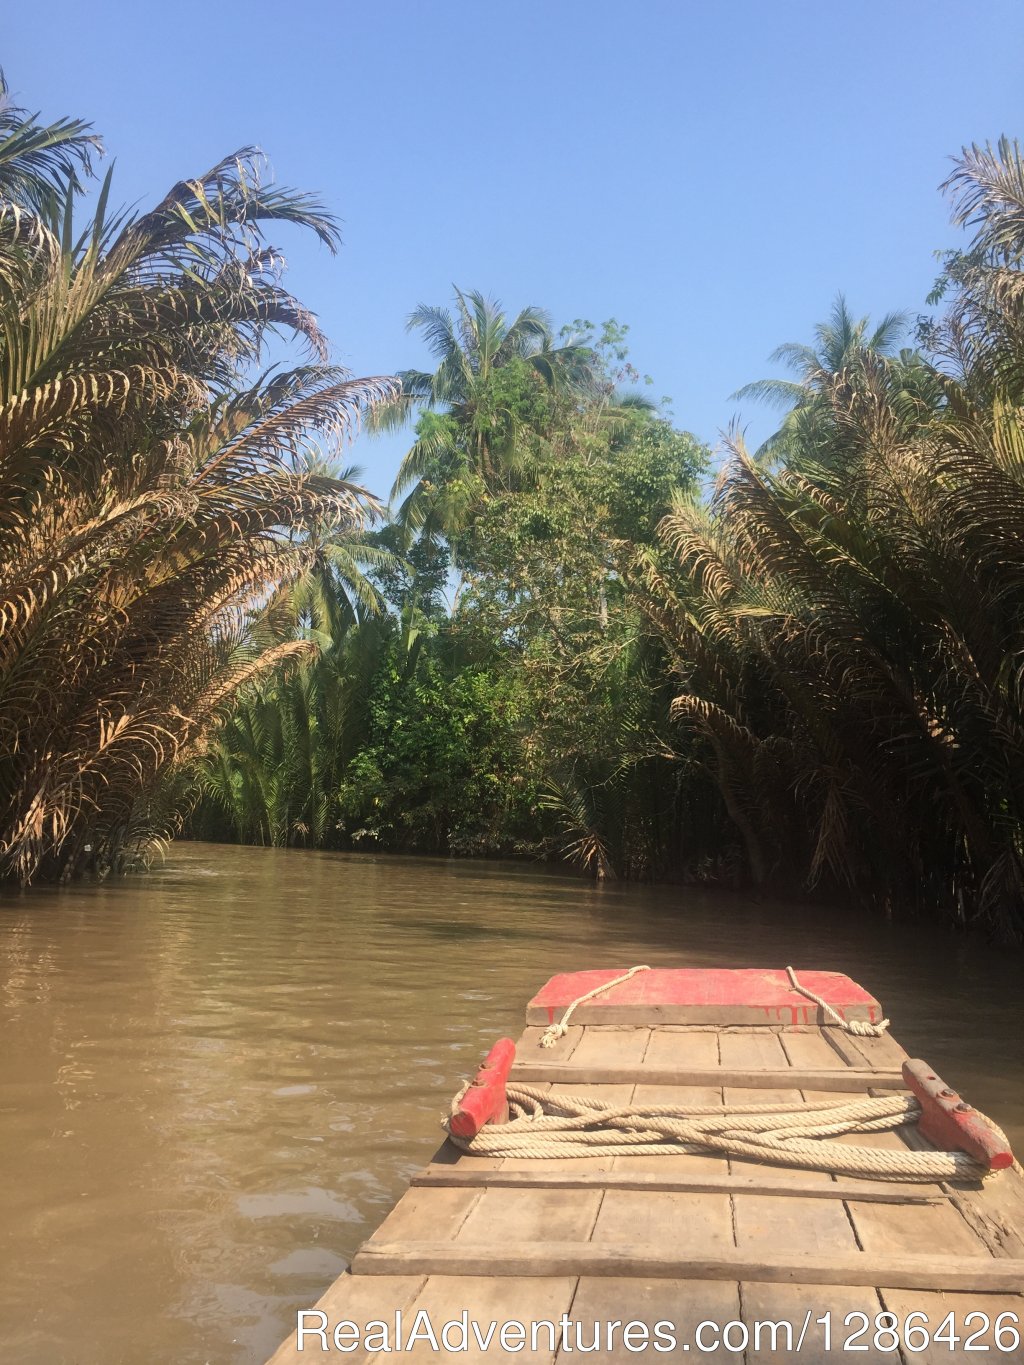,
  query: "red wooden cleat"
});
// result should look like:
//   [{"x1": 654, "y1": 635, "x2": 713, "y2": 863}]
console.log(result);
[
  {"x1": 449, "y1": 1038, "x2": 516, "y2": 1139},
  {"x1": 903, "y1": 1059, "x2": 1014, "y2": 1172}
]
